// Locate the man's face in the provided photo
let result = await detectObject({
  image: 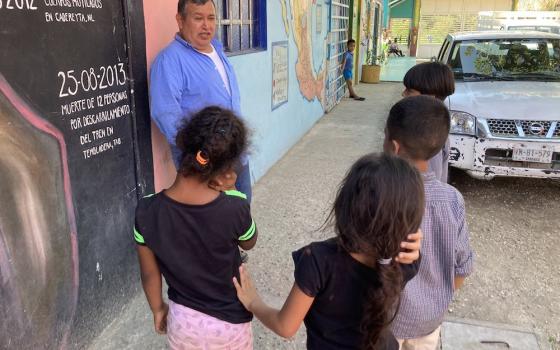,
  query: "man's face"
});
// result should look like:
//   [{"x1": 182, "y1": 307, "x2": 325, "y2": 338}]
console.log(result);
[
  {"x1": 176, "y1": 1, "x2": 216, "y2": 51},
  {"x1": 348, "y1": 42, "x2": 356, "y2": 52}
]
